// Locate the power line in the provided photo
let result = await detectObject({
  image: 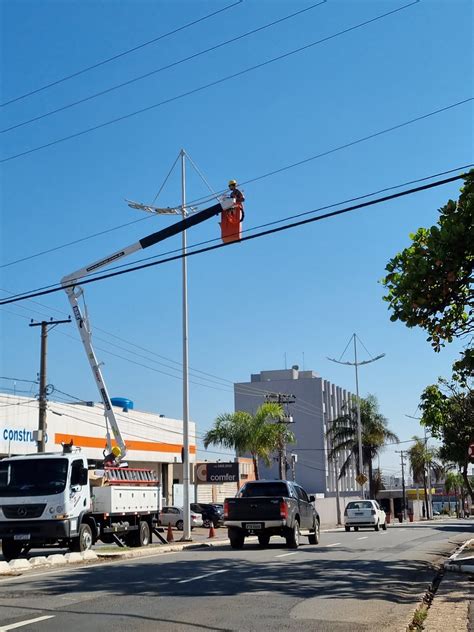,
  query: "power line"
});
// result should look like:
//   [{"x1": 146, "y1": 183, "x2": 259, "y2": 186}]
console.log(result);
[
  {"x1": 1, "y1": 1, "x2": 419, "y2": 163},
  {"x1": 0, "y1": 1, "x2": 243, "y2": 108},
  {"x1": 1, "y1": 2, "x2": 327, "y2": 133},
  {"x1": 0, "y1": 171, "x2": 467, "y2": 306}
]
